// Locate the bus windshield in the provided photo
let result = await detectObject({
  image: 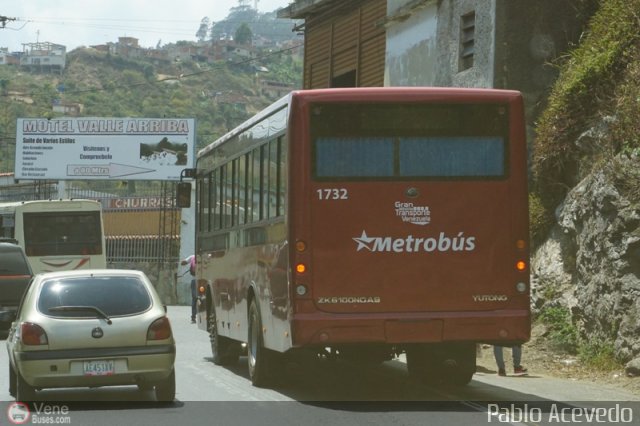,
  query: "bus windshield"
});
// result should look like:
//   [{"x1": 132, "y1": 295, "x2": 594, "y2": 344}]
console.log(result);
[
  {"x1": 311, "y1": 103, "x2": 509, "y2": 180},
  {"x1": 23, "y1": 211, "x2": 103, "y2": 256}
]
